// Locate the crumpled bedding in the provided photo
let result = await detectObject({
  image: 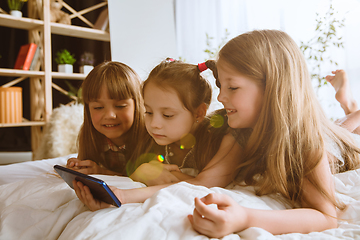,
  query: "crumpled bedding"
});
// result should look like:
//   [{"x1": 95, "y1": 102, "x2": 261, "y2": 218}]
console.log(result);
[{"x1": 1, "y1": 154, "x2": 360, "y2": 240}]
